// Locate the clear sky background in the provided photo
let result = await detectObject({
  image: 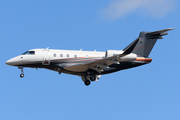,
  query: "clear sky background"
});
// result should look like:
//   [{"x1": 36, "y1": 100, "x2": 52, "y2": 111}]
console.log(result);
[{"x1": 1, "y1": 0, "x2": 180, "y2": 120}]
